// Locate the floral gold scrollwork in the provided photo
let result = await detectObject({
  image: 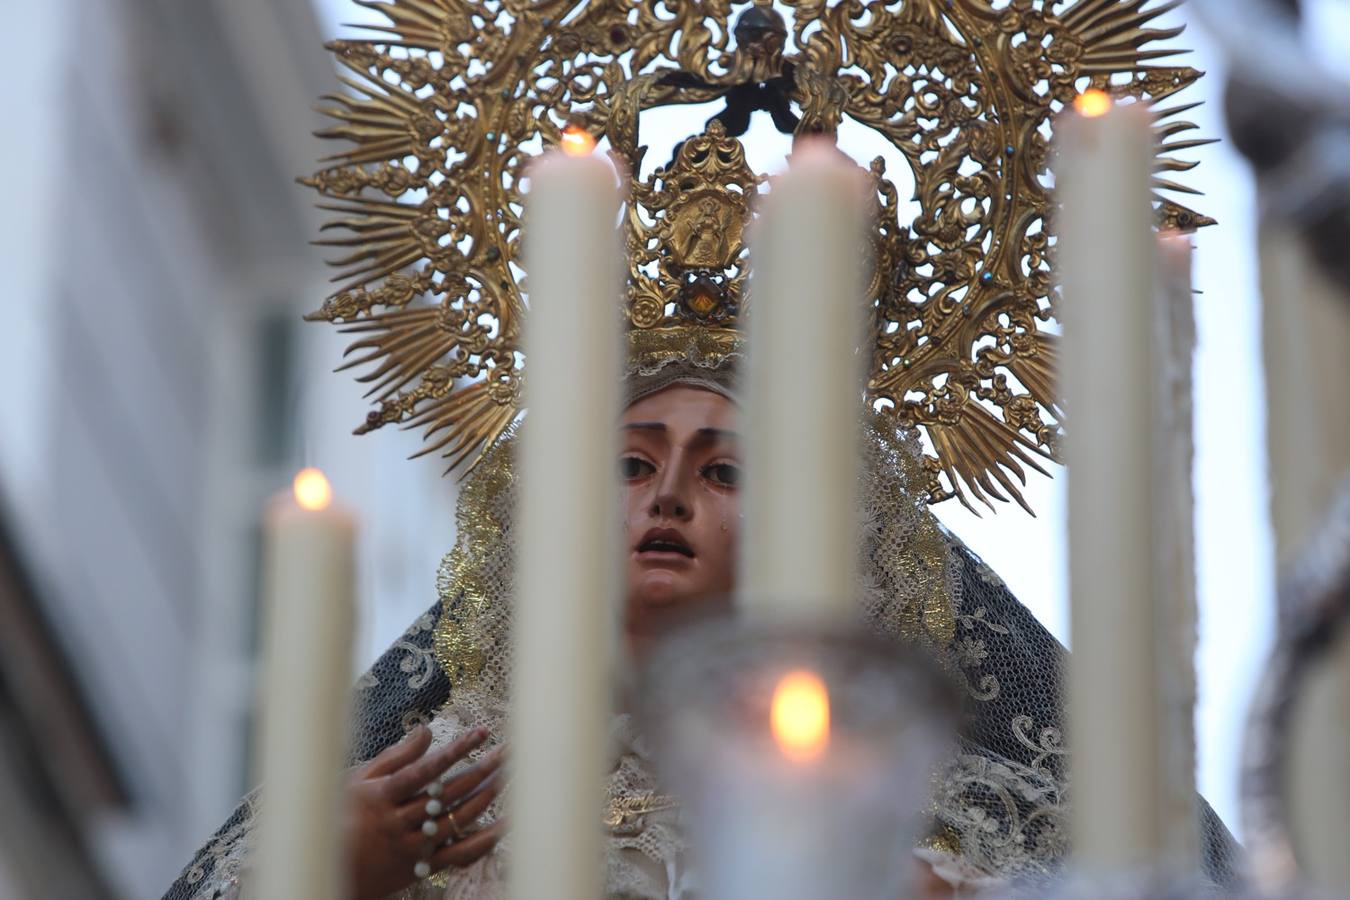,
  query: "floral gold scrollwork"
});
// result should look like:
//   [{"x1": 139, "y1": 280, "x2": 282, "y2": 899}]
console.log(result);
[
  {"x1": 309, "y1": 0, "x2": 1210, "y2": 512},
  {"x1": 627, "y1": 120, "x2": 761, "y2": 326}
]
